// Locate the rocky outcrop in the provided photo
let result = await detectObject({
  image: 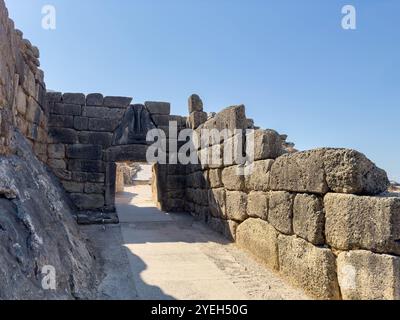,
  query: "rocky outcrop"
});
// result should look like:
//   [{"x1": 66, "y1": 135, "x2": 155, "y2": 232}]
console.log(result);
[{"x1": 0, "y1": 130, "x2": 98, "y2": 299}]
